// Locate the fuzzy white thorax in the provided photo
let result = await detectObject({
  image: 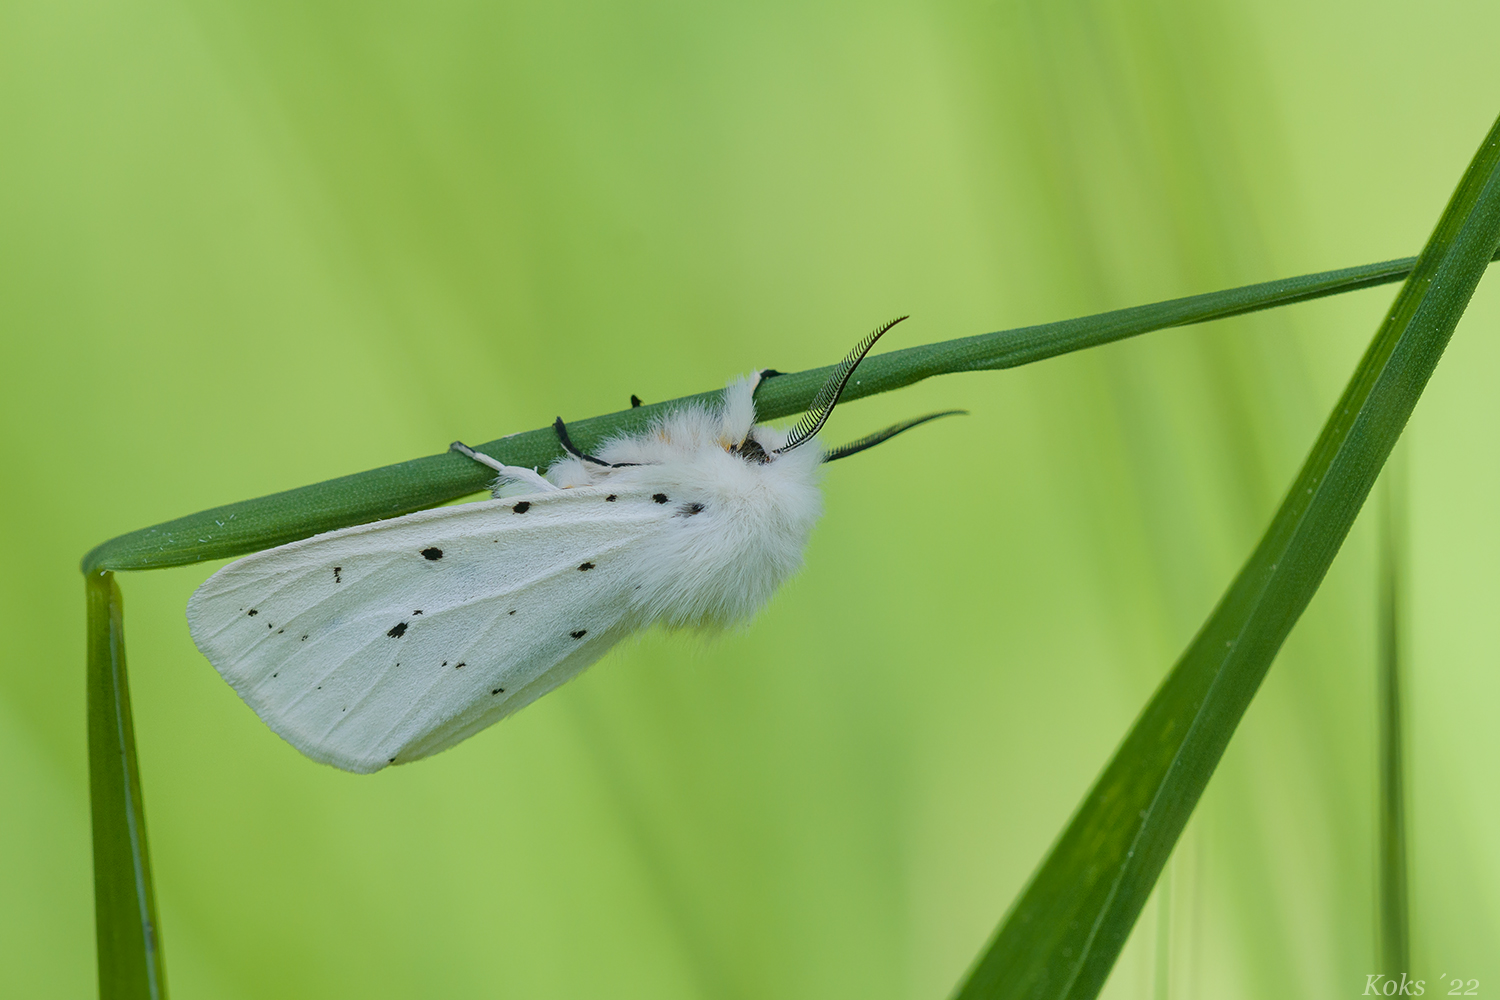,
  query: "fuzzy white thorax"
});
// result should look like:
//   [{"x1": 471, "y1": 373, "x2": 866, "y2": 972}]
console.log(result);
[{"x1": 516, "y1": 377, "x2": 823, "y2": 628}]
